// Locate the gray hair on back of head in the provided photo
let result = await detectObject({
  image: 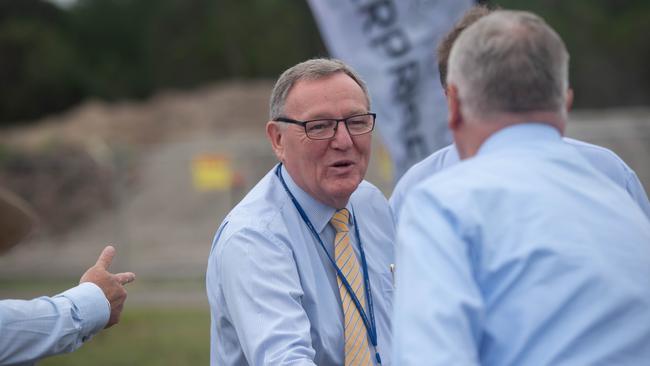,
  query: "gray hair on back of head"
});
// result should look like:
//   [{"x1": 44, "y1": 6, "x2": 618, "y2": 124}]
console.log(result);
[
  {"x1": 269, "y1": 58, "x2": 370, "y2": 120},
  {"x1": 447, "y1": 10, "x2": 570, "y2": 120}
]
